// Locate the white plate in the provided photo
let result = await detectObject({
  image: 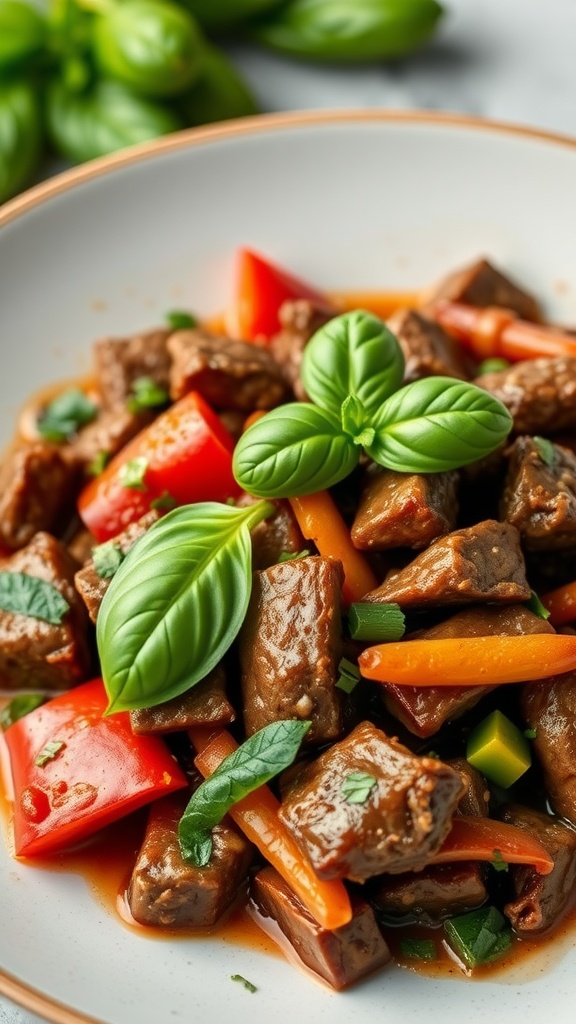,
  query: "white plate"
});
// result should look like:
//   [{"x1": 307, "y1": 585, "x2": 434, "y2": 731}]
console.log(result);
[{"x1": 2, "y1": 110, "x2": 576, "y2": 1024}]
